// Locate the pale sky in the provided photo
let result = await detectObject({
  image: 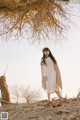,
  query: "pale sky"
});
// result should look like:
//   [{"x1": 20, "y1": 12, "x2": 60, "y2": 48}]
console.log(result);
[{"x1": 0, "y1": 4, "x2": 80, "y2": 100}]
